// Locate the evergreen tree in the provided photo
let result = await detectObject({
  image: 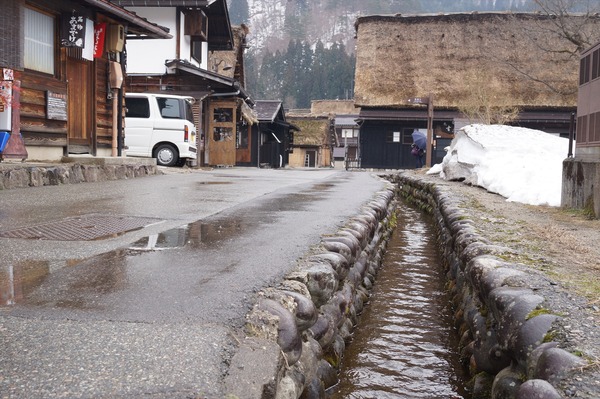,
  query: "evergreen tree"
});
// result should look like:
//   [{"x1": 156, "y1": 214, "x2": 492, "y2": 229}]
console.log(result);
[
  {"x1": 253, "y1": 40, "x2": 356, "y2": 107},
  {"x1": 310, "y1": 40, "x2": 327, "y2": 103}
]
